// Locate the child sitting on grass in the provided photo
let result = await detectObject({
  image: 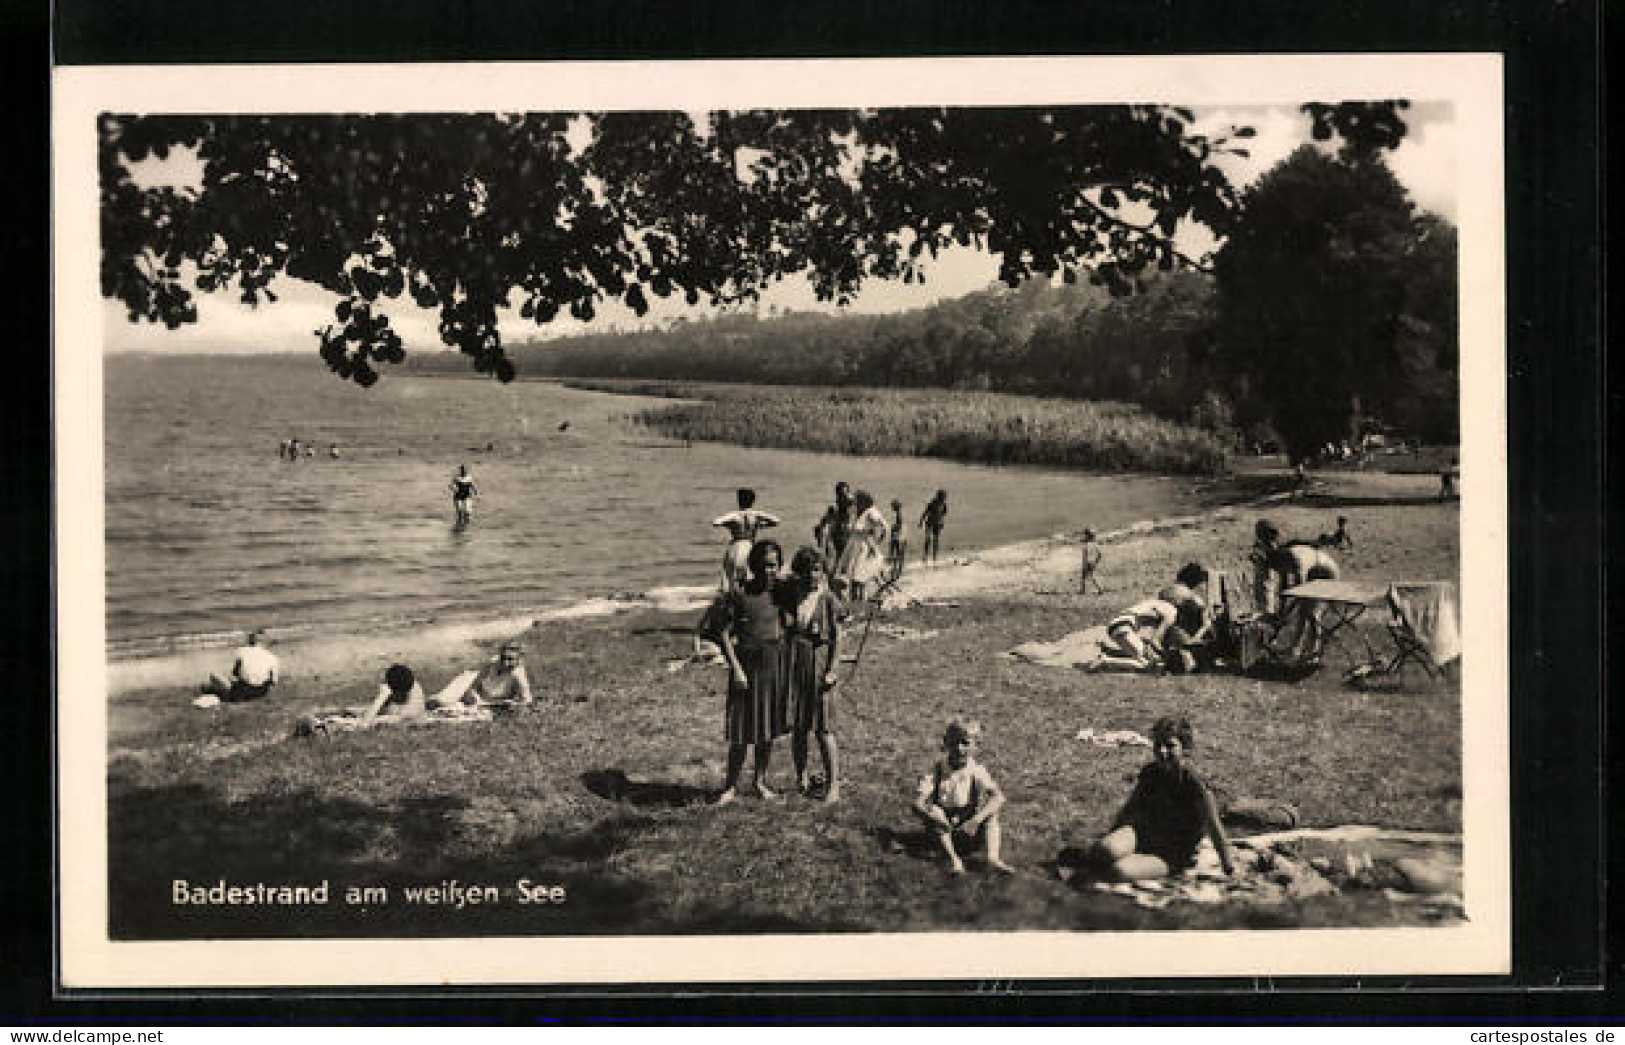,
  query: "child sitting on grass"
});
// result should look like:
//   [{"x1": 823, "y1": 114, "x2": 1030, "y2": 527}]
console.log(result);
[
  {"x1": 1089, "y1": 715, "x2": 1235, "y2": 881},
  {"x1": 911, "y1": 717, "x2": 1014, "y2": 875}
]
